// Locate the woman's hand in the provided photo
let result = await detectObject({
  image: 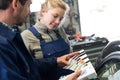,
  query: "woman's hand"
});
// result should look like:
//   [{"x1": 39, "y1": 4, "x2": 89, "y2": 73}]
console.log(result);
[{"x1": 57, "y1": 51, "x2": 80, "y2": 67}]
